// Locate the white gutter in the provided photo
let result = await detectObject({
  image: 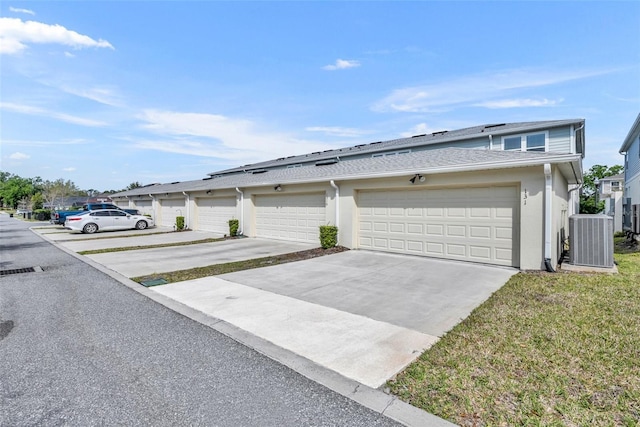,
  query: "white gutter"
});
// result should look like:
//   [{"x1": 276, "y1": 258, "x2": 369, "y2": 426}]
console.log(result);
[
  {"x1": 149, "y1": 194, "x2": 156, "y2": 221},
  {"x1": 182, "y1": 191, "x2": 190, "y2": 229},
  {"x1": 544, "y1": 163, "x2": 555, "y2": 272},
  {"x1": 235, "y1": 187, "x2": 244, "y2": 235},
  {"x1": 329, "y1": 180, "x2": 340, "y2": 228}
]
